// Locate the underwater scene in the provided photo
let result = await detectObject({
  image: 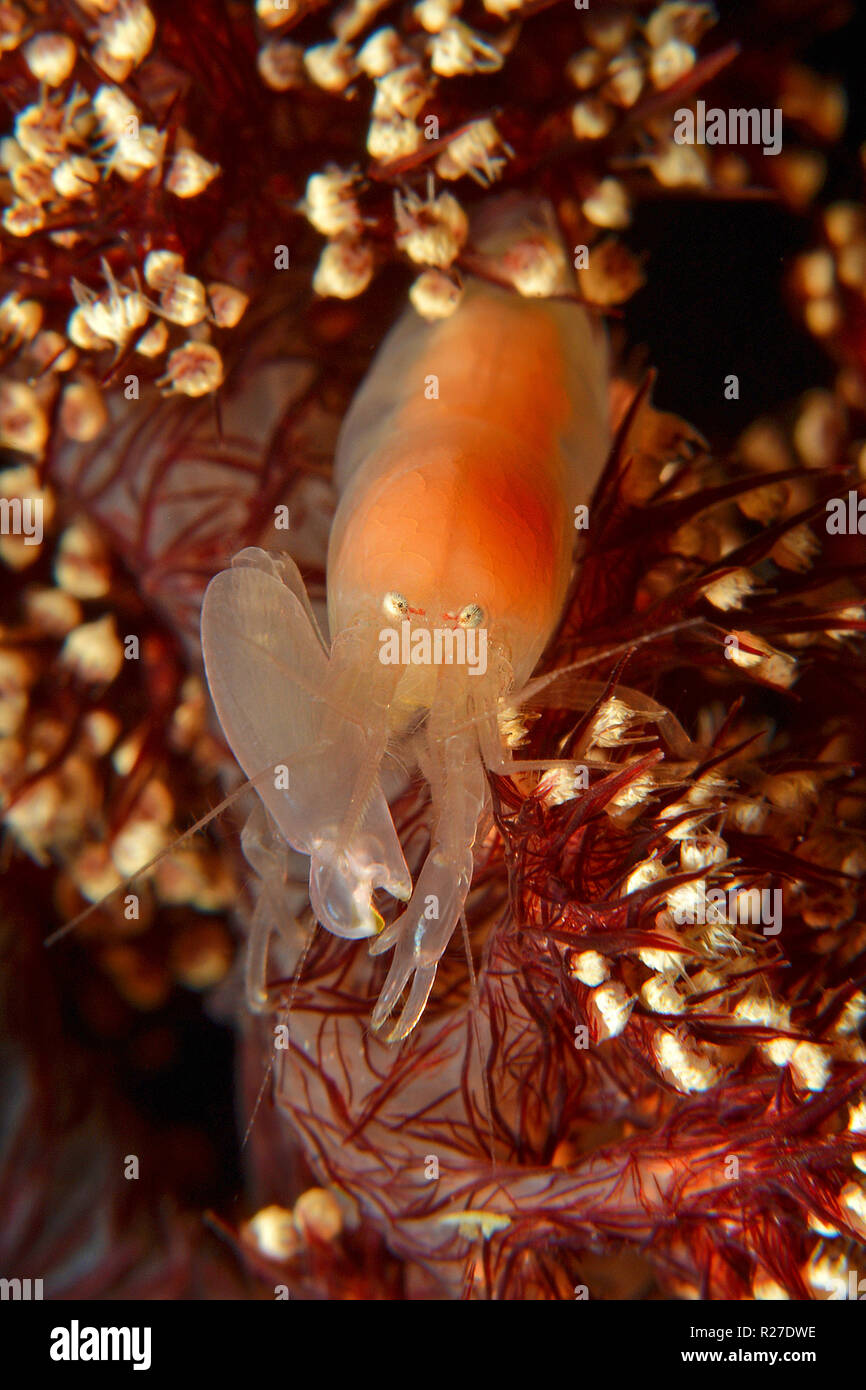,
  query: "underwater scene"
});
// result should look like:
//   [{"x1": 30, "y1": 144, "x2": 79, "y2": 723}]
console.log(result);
[{"x1": 1, "y1": 0, "x2": 866, "y2": 1327}]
